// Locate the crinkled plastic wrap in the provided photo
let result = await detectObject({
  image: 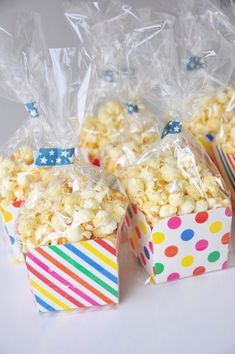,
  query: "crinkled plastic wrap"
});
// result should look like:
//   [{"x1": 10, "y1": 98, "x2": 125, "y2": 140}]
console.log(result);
[
  {"x1": 0, "y1": 13, "x2": 52, "y2": 262},
  {"x1": 65, "y1": 0, "x2": 176, "y2": 173},
  {"x1": 16, "y1": 47, "x2": 128, "y2": 312},
  {"x1": 118, "y1": 13, "x2": 233, "y2": 283},
  {"x1": 163, "y1": 0, "x2": 235, "y2": 157}
]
